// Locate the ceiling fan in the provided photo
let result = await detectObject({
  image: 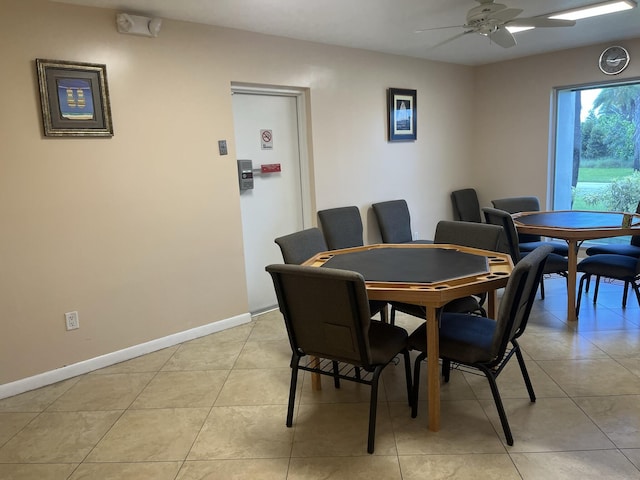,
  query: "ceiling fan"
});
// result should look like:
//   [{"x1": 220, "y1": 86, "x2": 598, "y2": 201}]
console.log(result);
[{"x1": 417, "y1": 0, "x2": 576, "y2": 49}]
